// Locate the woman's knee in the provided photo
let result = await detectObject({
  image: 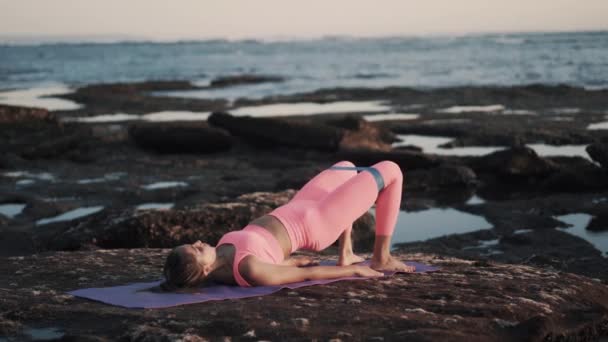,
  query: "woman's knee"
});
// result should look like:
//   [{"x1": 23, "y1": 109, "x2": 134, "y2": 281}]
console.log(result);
[
  {"x1": 334, "y1": 160, "x2": 355, "y2": 168},
  {"x1": 373, "y1": 160, "x2": 403, "y2": 186}
]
